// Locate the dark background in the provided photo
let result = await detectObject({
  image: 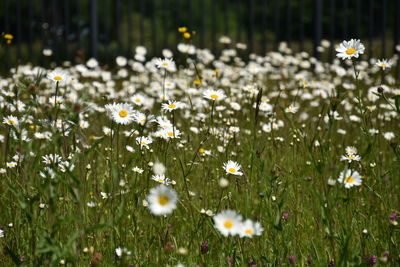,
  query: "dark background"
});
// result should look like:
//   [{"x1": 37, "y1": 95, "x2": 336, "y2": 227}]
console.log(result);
[{"x1": 1, "y1": 0, "x2": 399, "y2": 65}]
